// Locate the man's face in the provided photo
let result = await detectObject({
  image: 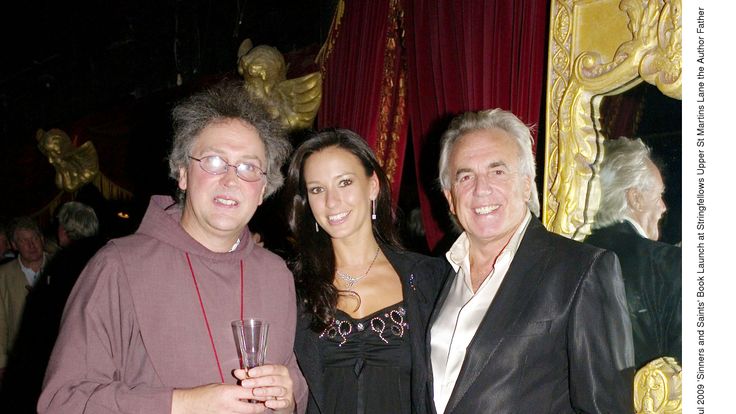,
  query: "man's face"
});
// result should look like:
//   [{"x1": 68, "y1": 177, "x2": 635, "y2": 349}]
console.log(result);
[
  {"x1": 630, "y1": 159, "x2": 666, "y2": 240},
  {"x1": 178, "y1": 118, "x2": 267, "y2": 250},
  {"x1": 443, "y1": 129, "x2": 531, "y2": 248},
  {"x1": 13, "y1": 228, "x2": 44, "y2": 263}
]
